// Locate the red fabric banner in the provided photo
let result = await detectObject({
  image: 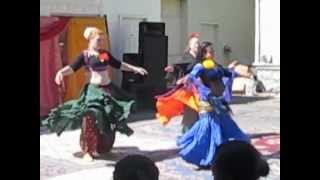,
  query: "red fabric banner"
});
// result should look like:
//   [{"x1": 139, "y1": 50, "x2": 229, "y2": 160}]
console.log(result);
[{"x1": 40, "y1": 17, "x2": 70, "y2": 41}]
